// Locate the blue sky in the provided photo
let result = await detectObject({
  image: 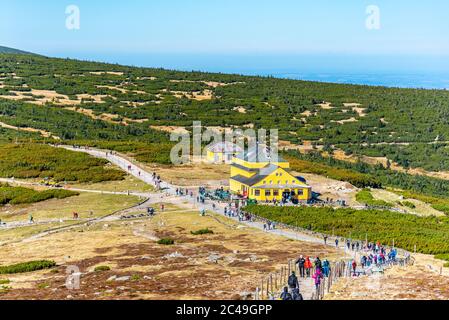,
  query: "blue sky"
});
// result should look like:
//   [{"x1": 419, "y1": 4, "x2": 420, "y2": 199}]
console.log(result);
[
  {"x1": 1, "y1": 1, "x2": 449, "y2": 79},
  {"x1": 2, "y1": 0, "x2": 449, "y2": 56}
]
